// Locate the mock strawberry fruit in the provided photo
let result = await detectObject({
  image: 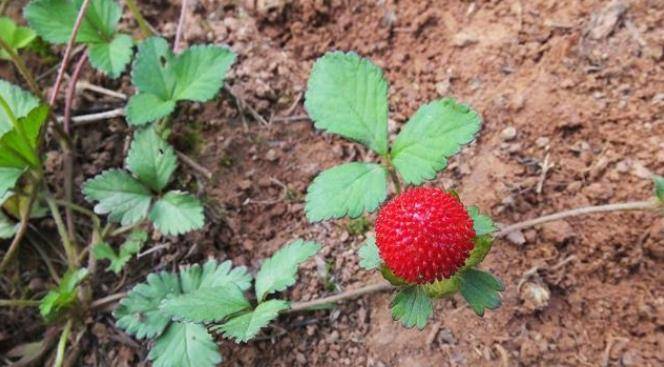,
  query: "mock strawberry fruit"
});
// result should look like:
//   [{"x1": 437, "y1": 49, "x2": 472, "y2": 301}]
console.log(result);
[{"x1": 375, "y1": 187, "x2": 475, "y2": 284}]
